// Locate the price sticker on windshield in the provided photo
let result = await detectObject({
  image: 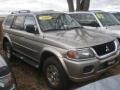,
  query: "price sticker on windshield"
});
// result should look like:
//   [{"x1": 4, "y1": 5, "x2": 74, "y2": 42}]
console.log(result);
[
  {"x1": 39, "y1": 16, "x2": 53, "y2": 21},
  {"x1": 96, "y1": 13, "x2": 104, "y2": 19}
]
